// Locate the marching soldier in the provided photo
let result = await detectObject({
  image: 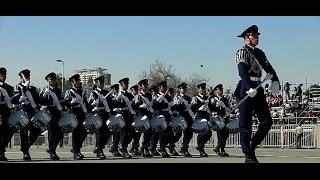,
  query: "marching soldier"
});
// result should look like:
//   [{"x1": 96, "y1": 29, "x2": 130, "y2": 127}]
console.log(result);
[
  {"x1": 149, "y1": 84, "x2": 161, "y2": 156},
  {"x1": 112, "y1": 77, "x2": 137, "y2": 158},
  {"x1": 128, "y1": 84, "x2": 142, "y2": 156},
  {"x1": 234, "y1": 25, "x2": 280, "y2": 163},
  {"x1": 0, "y1": 67, "x2": 17, "y2": 161},
  {"x1": 16, "y1": 69, "x2": 42, "y2": 161},
  {"x1": 39, "y1": 72, "x2": 68, "y2": 160},
  {"x1": 108, "y1": 83, "x2": 122, "y2": 157},
  {"x1": 131, "y1": 79, "x2": 153, "y2": 157},
  {"x1": 89, "y1": 76, "x2": 113, "y2": 159},
  {"x1": 191, "y1": 83, "x2": 212, "y2": 157},
  {"x1": 64, "y1": 74, "x2": 90, "y2": 160},
  {"x1": 210, "y1": 84, "x2": 230, "y2": 157},
  {"x1": 172, "y1": 83, "x2": 193, "y2": 157},
  {"x1": 152, "y1": 81, "x2": 173, "y2": 157}
]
